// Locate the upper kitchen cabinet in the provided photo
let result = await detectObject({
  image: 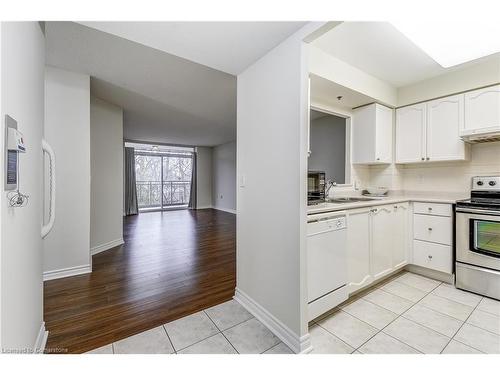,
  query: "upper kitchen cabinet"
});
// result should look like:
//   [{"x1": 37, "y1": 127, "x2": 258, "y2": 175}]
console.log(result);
[
  {"x1": 396, "y1": 95, "x2": 469, "y2": 164},
  {"x1": 427, "y1": 94, "x2": 469, "y2": 162},
  {"x1": 395, "y1": 103, "x2": 426, "y2": 163},
  {"x1": 463, "y1": 84, "x2": 500, "y2": 136},
  {"x1": 352, "y1": 103, "x2": 393, "y2": 165}
]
